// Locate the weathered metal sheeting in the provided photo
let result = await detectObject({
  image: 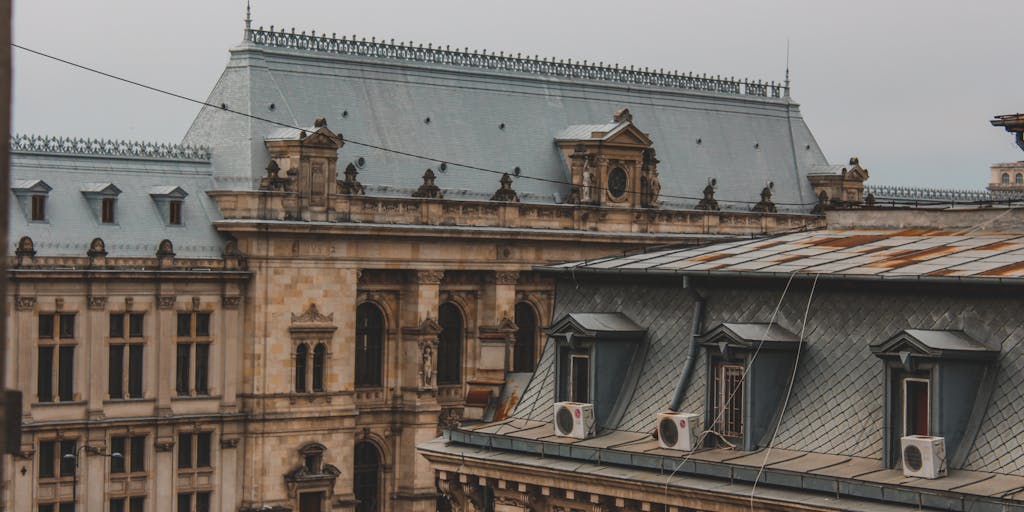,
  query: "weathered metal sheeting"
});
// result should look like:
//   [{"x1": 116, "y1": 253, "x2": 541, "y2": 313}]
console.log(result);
[{"x1": 549, "y1": 229, "x2": 1024, "y2": 281}]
